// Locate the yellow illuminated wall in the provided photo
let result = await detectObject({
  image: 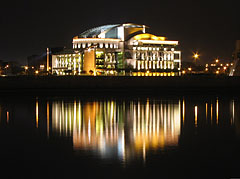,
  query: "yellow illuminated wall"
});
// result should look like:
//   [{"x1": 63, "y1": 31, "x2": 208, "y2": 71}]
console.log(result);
[{"x1": 83, "y1": 49, "x2": 96, "y2": 74}]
